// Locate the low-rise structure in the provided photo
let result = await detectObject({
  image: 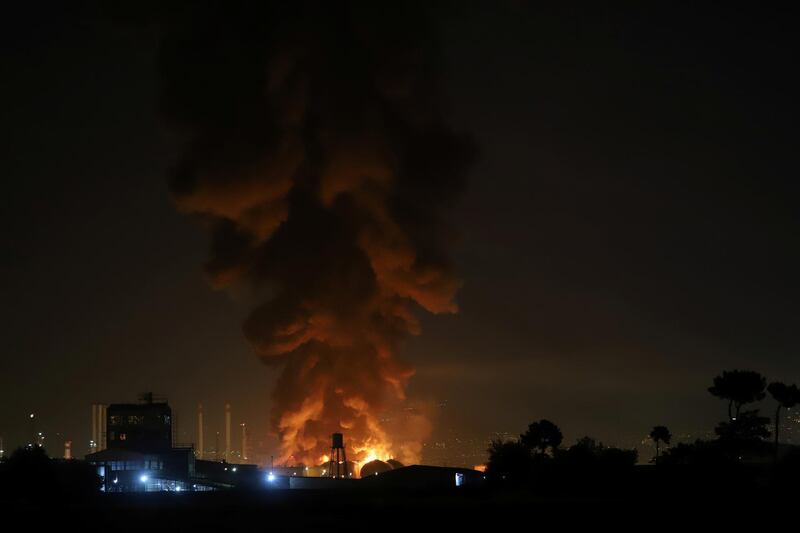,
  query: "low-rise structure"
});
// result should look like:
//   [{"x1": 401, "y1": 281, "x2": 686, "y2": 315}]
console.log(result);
[{"x1": 86, "y1": 394, "x2": 250, "y2": 492}]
